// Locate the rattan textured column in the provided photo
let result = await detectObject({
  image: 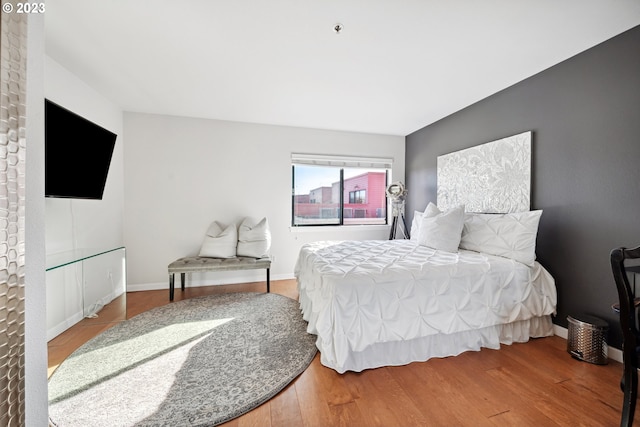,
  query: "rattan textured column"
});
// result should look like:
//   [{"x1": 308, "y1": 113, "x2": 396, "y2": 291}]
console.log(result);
[{"x1": 0, "y1": 4, "x2": 27, "y2": 426}]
